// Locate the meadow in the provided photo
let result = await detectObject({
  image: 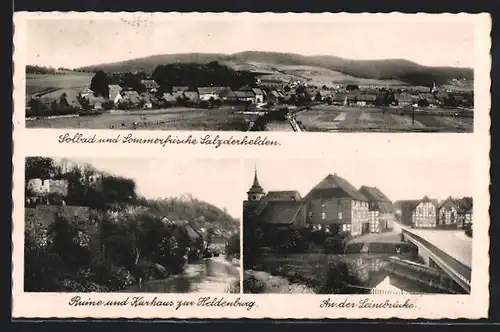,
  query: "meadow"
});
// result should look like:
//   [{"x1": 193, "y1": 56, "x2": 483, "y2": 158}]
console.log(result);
[
  {"x1": 26, "y1": 107, "x2": 254, "y2": 131},
  {"x1": 26, "y1": 73, "x2": 93, "y2": 96}
]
